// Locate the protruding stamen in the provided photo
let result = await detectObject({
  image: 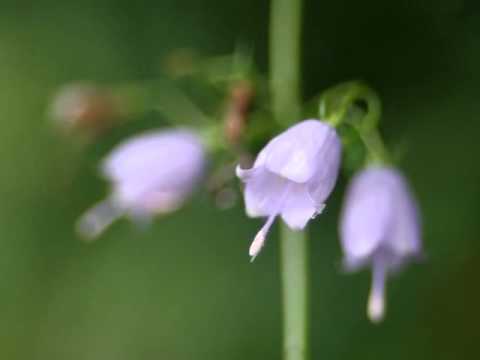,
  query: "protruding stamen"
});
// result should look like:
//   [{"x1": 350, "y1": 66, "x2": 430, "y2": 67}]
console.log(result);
[
  {"x1": 249, "y1": 214, "x2": 277, "y2": 261},
  {"x1": 76, "y1": 199, "x2": 122, "y2": 241},
  {"x1": 249, "y1": 231, "x2": 266, "y2": 261},
  {"x1": 367, "y1": 260, "x2": 387, "y2": 323},
  {"x1": 367, "y1": 288, "x2": 385, "y2": 323}
]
